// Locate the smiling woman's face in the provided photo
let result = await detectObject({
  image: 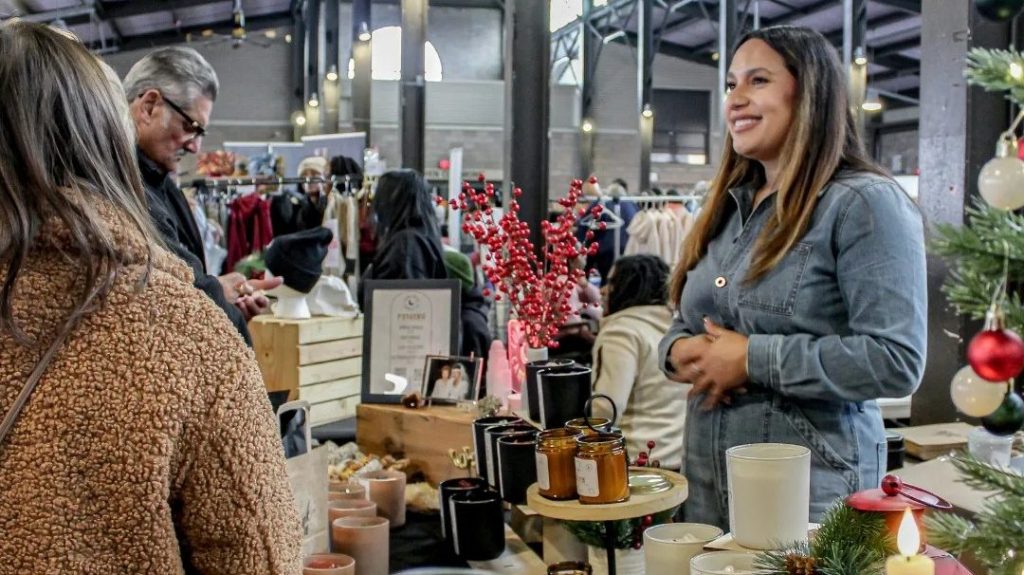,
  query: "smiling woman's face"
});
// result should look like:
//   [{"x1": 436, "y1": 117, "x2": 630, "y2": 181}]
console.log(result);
[{"x1": 725, "y1": 38, "x2": 798, "y2": 165}]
